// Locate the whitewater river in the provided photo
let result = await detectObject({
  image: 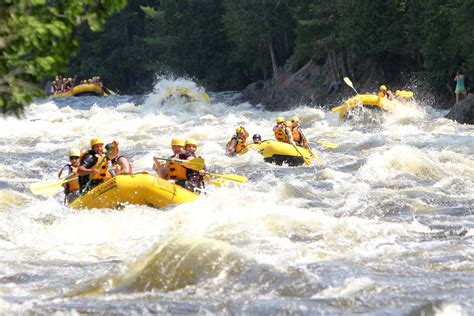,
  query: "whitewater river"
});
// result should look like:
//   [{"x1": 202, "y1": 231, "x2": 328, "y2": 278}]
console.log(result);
[{"x1": 0, "y1": 79, "x2": 473, "y2": 314}]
